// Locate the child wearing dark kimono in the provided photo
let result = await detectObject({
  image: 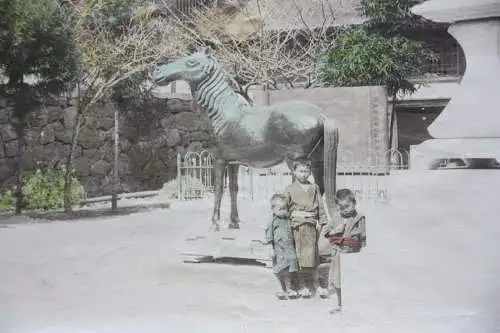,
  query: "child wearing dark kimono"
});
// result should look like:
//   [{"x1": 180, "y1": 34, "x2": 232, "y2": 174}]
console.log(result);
[
  {"x1": 321, "y1": 188, "x2": 367, "y2": 312},
  {"x1": 264, "y1": 193, "x2": 299, "y2": 300},
  {"x1": 284, "y1": 159, "x2": 328, "y2": 298}
]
